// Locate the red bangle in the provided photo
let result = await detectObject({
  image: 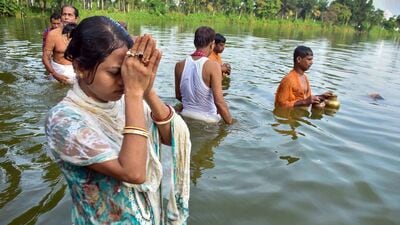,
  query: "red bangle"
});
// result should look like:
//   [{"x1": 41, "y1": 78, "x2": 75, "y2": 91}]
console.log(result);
[
  {"x1": 151, "y1": 104, "x2": 172, "y2": 121},
  {"x1": 151, "y1": 105, "x2": 175, "y2": 125}
]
